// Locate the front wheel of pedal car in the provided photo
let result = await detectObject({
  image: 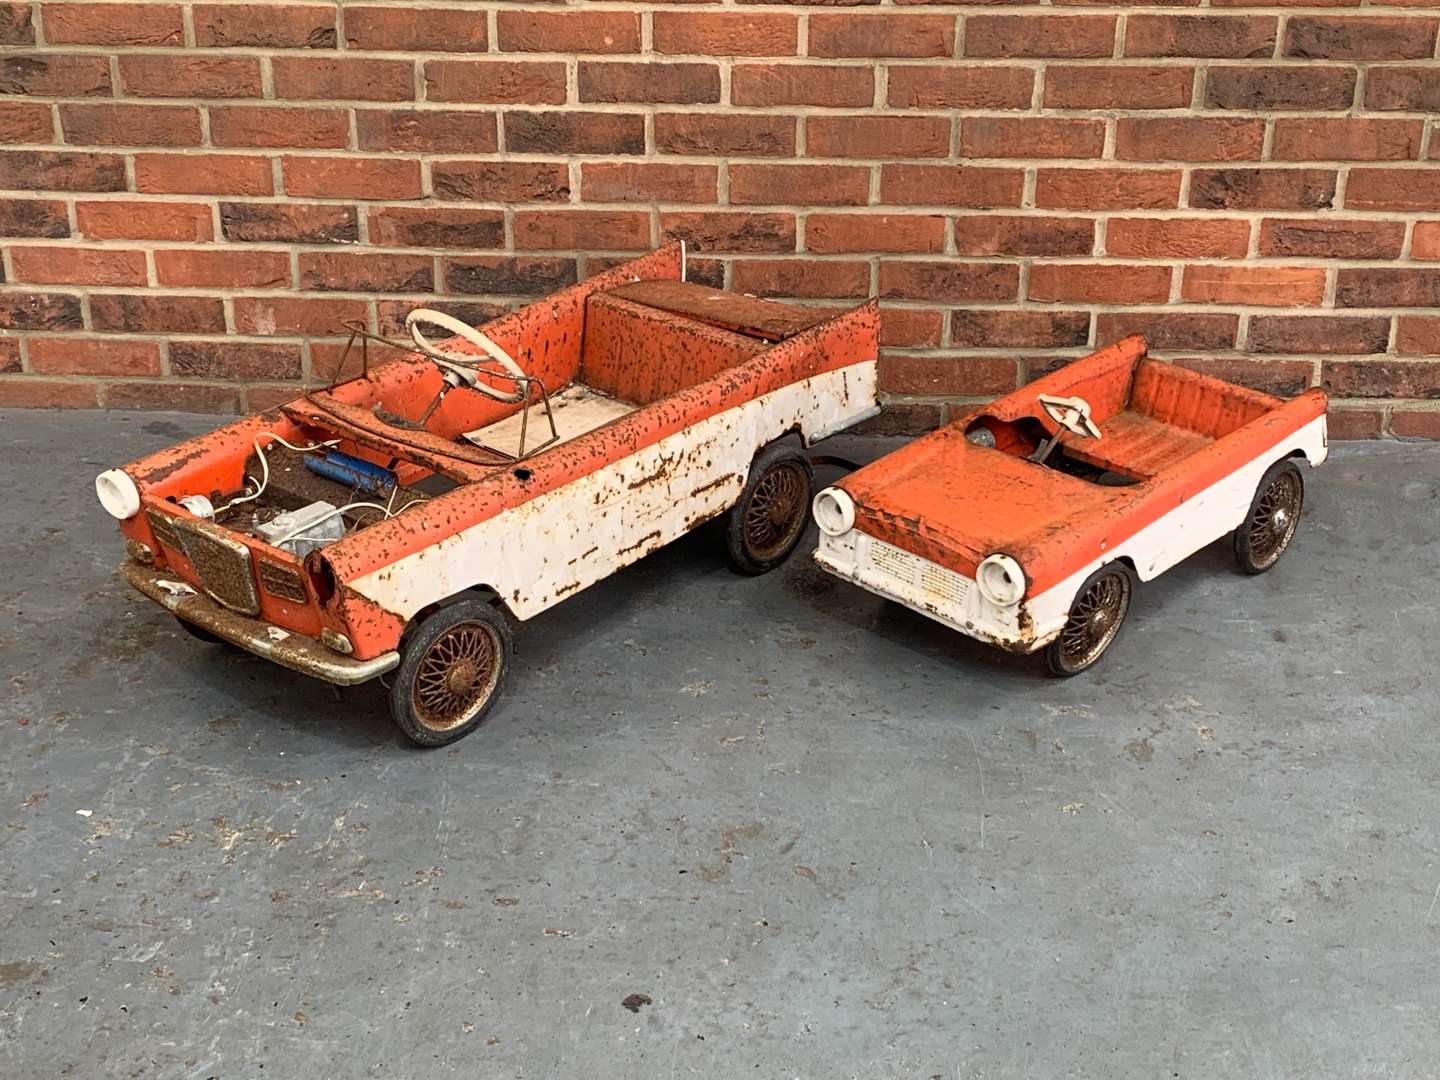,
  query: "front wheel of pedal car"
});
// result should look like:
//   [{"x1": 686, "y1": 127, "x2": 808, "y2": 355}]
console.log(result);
[
  {"x1": 175, "y1": 615, "x2": 224, "y2": 644},
  {"x1": 726, "y1": 443, "x2": 815, "y2": 576},
  {"x1": 1045, "y1": 563, "x2": 1135, "y2": 677},
  {"x1": 390, "y1": 599, "x2": 512, "y2": 747},
  {"x1": 1233, "y1": 459, "x2": 1304, "y2": 576}
]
